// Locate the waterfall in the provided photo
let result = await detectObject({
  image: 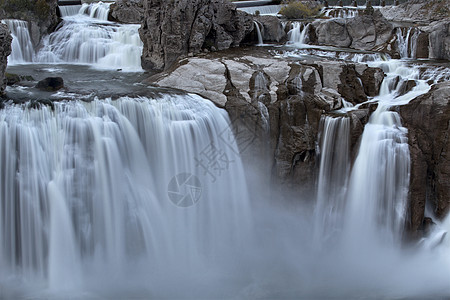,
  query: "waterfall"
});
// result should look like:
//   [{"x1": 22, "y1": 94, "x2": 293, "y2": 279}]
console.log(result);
[
  {"x1": 396, "y1": 27, "x2": 420, "y2": 59},
  {"x1": 254, "y1": 21, "x2": 263, "y2": 45},
  {"x1": 2, "y1": 2, "x2": 141, "y2": 71},
  {"x1": 343, "y1": 105, "x2": 410, "y2": 245},
  {"x1": 58, "y1": 5, "x2": 83, "y2": 17},
  {"x1": 238, "y1": 5, "x2": 282, "y2": 15},
  {"x1": 1, "y1": 19, "x2": 34, "y2": 64},
  {"x1": 322, "y1": 7, "x2": 360, "y2": 18},
  {"x1": 79, "y1": 2, "x2": 112, "y2": 21},
  {"x1": 35, "y1": 13, "x2": 143, "y2": 71},
  {"x1": 0, "y1": 94, "x2": 252, "y2": 292},
  {"x1": 314, "y1": 115, "x2": 350, "y2": 246},
  {"x1": 288, "y1": 22, "x2": 310, "y2": 45}
]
